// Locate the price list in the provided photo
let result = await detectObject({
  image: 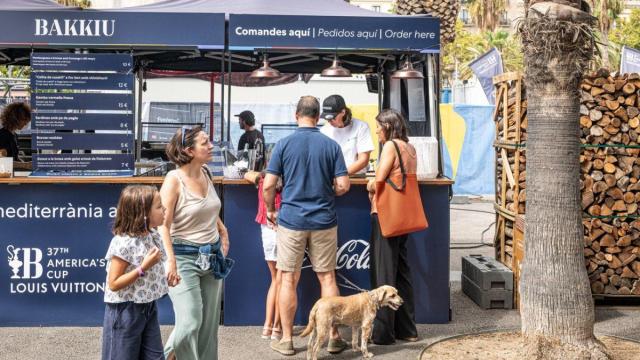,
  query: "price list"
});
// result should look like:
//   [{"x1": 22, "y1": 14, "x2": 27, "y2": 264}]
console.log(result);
[{"x1": 30, "y1": 53, "x2": 134, "y2": 176}]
